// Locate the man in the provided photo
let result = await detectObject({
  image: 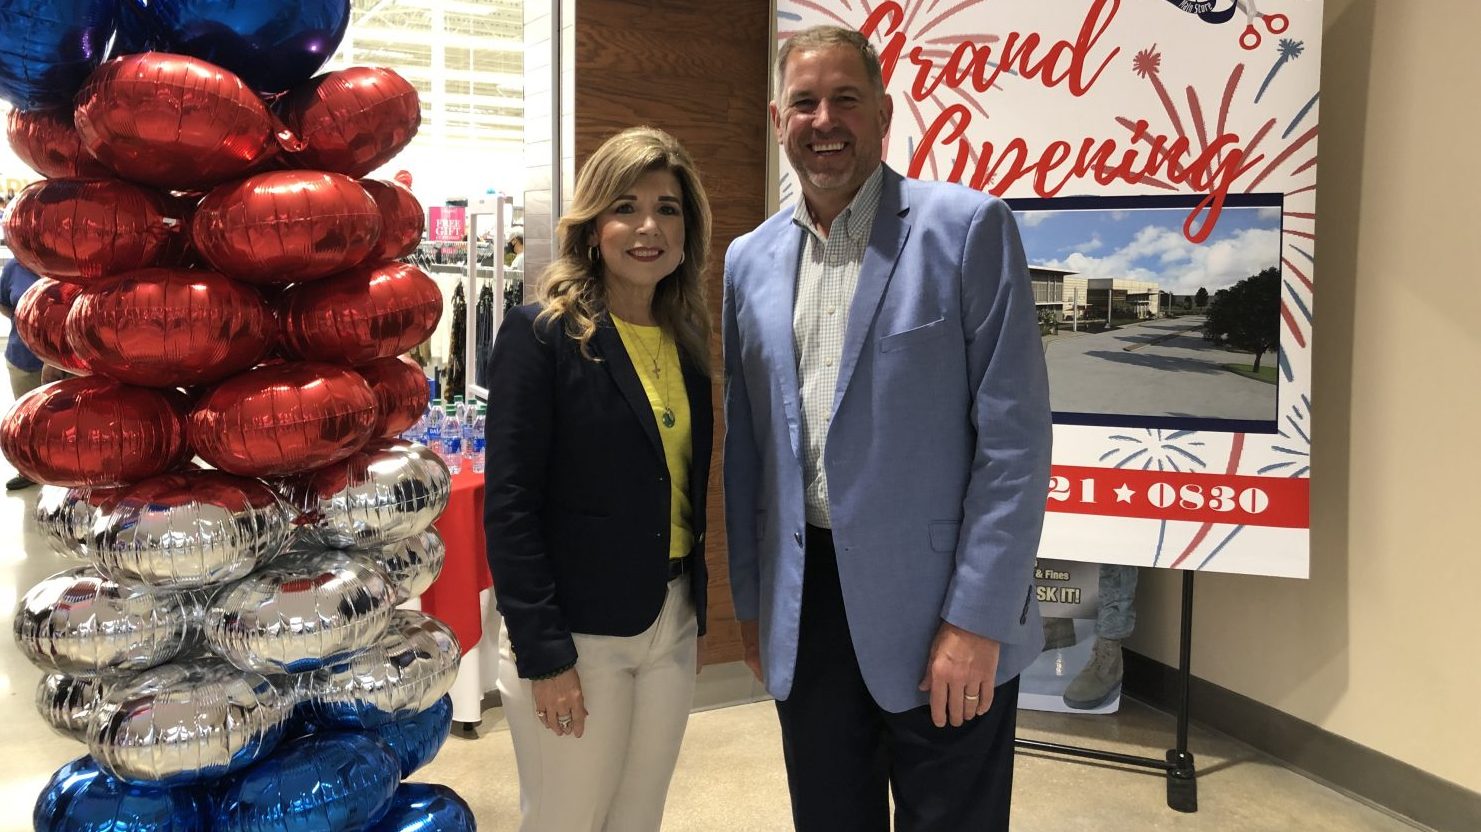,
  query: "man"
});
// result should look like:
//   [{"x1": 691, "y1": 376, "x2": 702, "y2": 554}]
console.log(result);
[
  {"x1": 0, "y1": 258, "x2": 45, "y2": 490},
  {"x1": 722, "y1": 25, "x2": 1052, "y2": 831}
]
